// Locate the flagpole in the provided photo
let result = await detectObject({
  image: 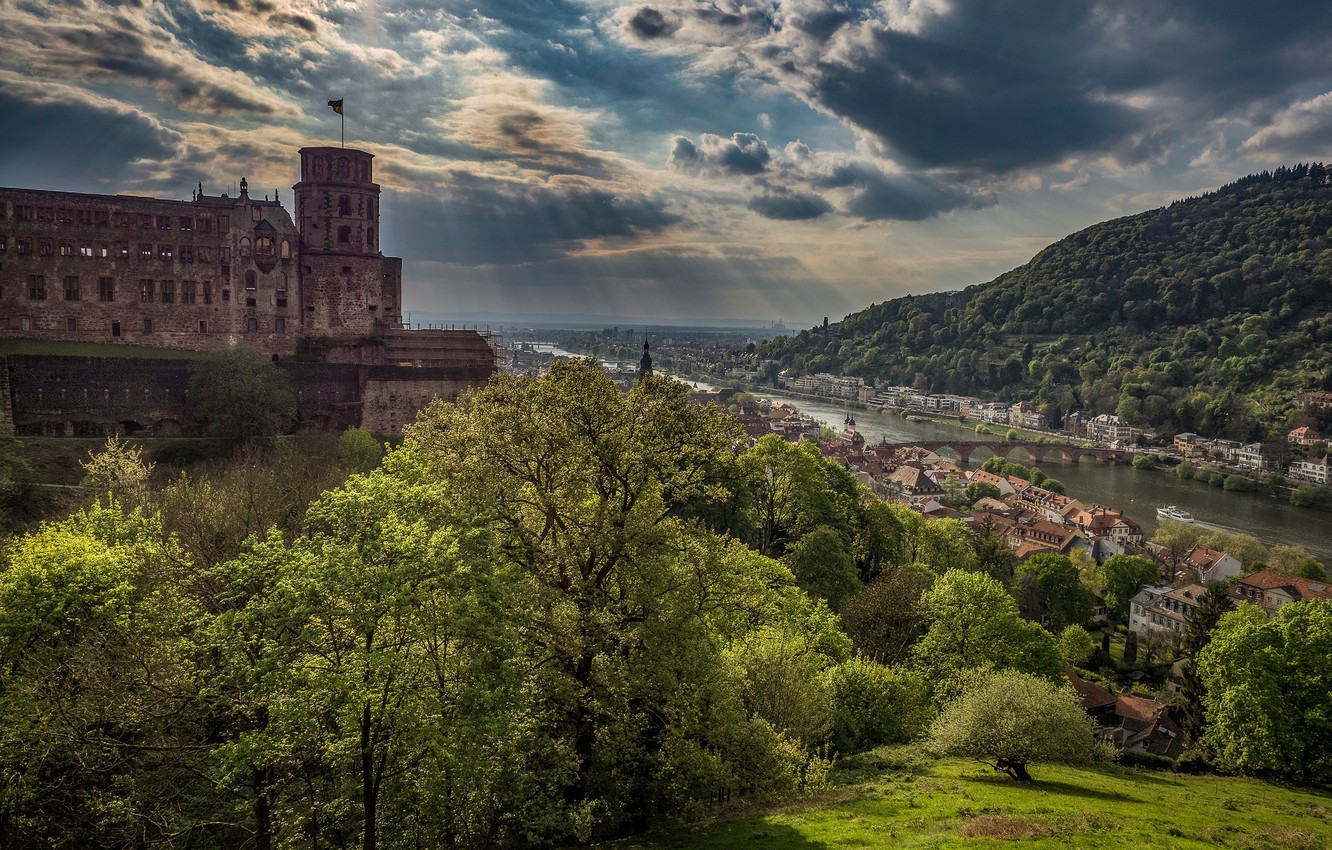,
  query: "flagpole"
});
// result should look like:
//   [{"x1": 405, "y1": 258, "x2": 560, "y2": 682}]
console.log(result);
[{"x1": 341, "y1": 106, "x2": 345, "y2": 149}]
